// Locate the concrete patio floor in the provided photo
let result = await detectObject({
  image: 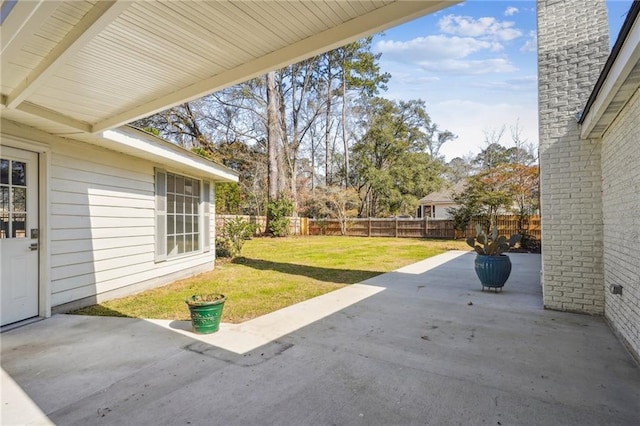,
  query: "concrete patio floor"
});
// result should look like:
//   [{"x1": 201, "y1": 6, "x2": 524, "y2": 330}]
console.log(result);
[{"x1": 2, "y1": 251, "x2": 639, "y2": 425}]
